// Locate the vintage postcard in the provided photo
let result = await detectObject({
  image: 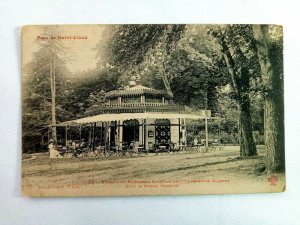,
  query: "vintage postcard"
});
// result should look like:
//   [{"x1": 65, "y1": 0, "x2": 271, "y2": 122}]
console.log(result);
[{"x1": 22, "y1": 24, "x2": 285, "y2": 197}]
